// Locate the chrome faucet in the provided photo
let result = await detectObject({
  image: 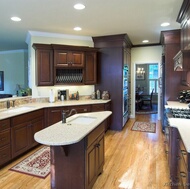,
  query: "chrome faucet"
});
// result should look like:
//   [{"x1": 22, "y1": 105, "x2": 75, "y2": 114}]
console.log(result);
[{"x1": 62, "y1": 109, "x2": 77, "y2": 123}]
